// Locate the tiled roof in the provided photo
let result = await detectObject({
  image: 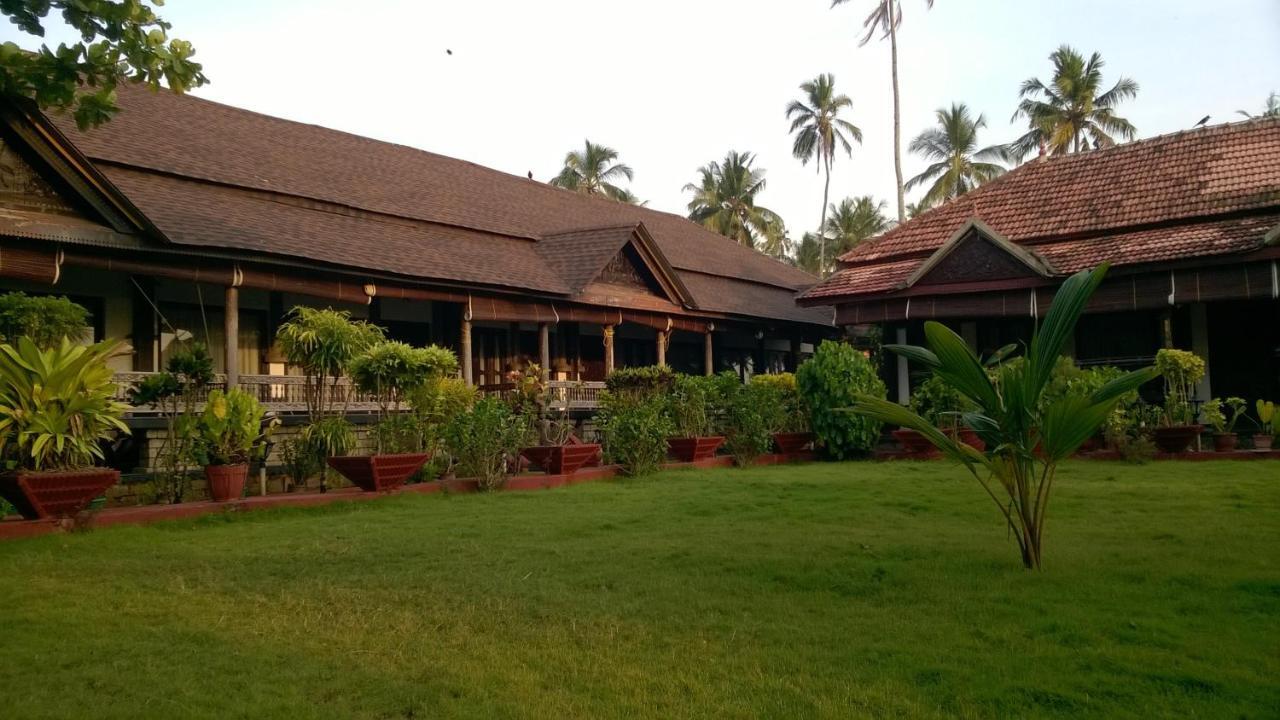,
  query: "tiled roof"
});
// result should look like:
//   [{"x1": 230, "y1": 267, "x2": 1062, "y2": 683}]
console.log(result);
[
  {"x1": 803, "y1": 117, "x2": 1280, "y2": 302},
  {"x1": 46, "y1": 86, "x2": 827, "y2": 326}
]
